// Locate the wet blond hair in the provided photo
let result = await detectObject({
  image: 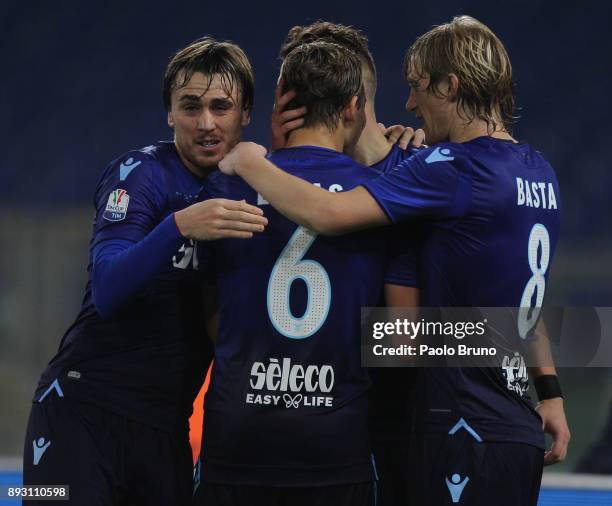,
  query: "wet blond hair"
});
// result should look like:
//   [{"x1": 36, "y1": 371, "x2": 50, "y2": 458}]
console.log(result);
[{"x1": 404, "y1": 15, "x2": 517, "y2": 132}]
